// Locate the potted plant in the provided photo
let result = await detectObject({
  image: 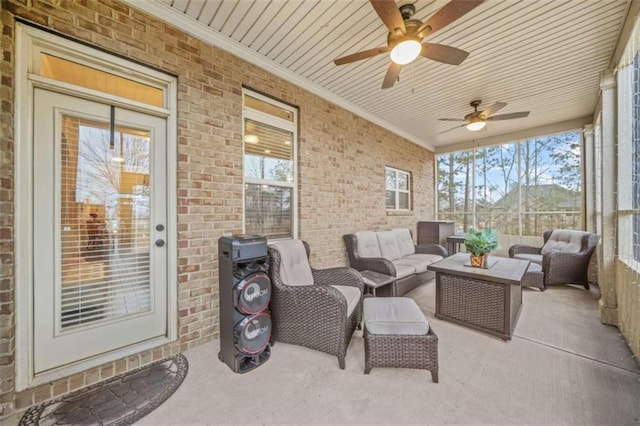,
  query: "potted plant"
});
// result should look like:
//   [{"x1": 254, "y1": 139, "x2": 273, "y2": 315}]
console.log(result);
[{"x1": 464, "y1": 228, "x2": 499, "y2": 268}]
